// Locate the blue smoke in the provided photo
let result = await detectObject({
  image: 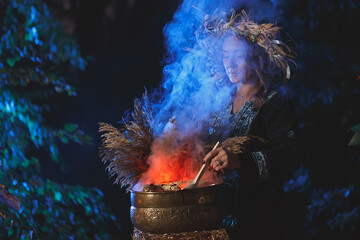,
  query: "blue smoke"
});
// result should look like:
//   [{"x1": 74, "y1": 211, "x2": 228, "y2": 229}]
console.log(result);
[{"x1": 150, "y1": 0, "x2": 279, "y2": 137}]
